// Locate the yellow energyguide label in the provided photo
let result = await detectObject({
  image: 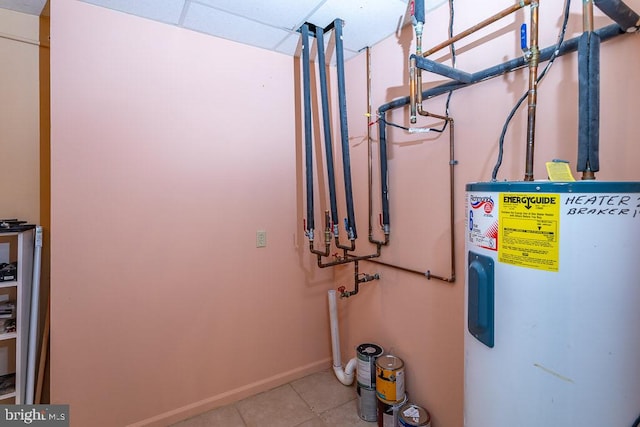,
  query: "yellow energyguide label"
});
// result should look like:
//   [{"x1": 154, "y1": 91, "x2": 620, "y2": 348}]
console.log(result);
[{"x1": 498, "y1": 193, "x2": 560, "y2": 272}]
